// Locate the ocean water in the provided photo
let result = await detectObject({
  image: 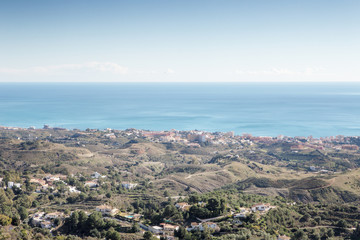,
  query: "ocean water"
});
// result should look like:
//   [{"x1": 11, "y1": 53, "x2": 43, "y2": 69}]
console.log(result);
[{"x1": 0, "y1": 82, "x2": 360, "y2": 137}]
